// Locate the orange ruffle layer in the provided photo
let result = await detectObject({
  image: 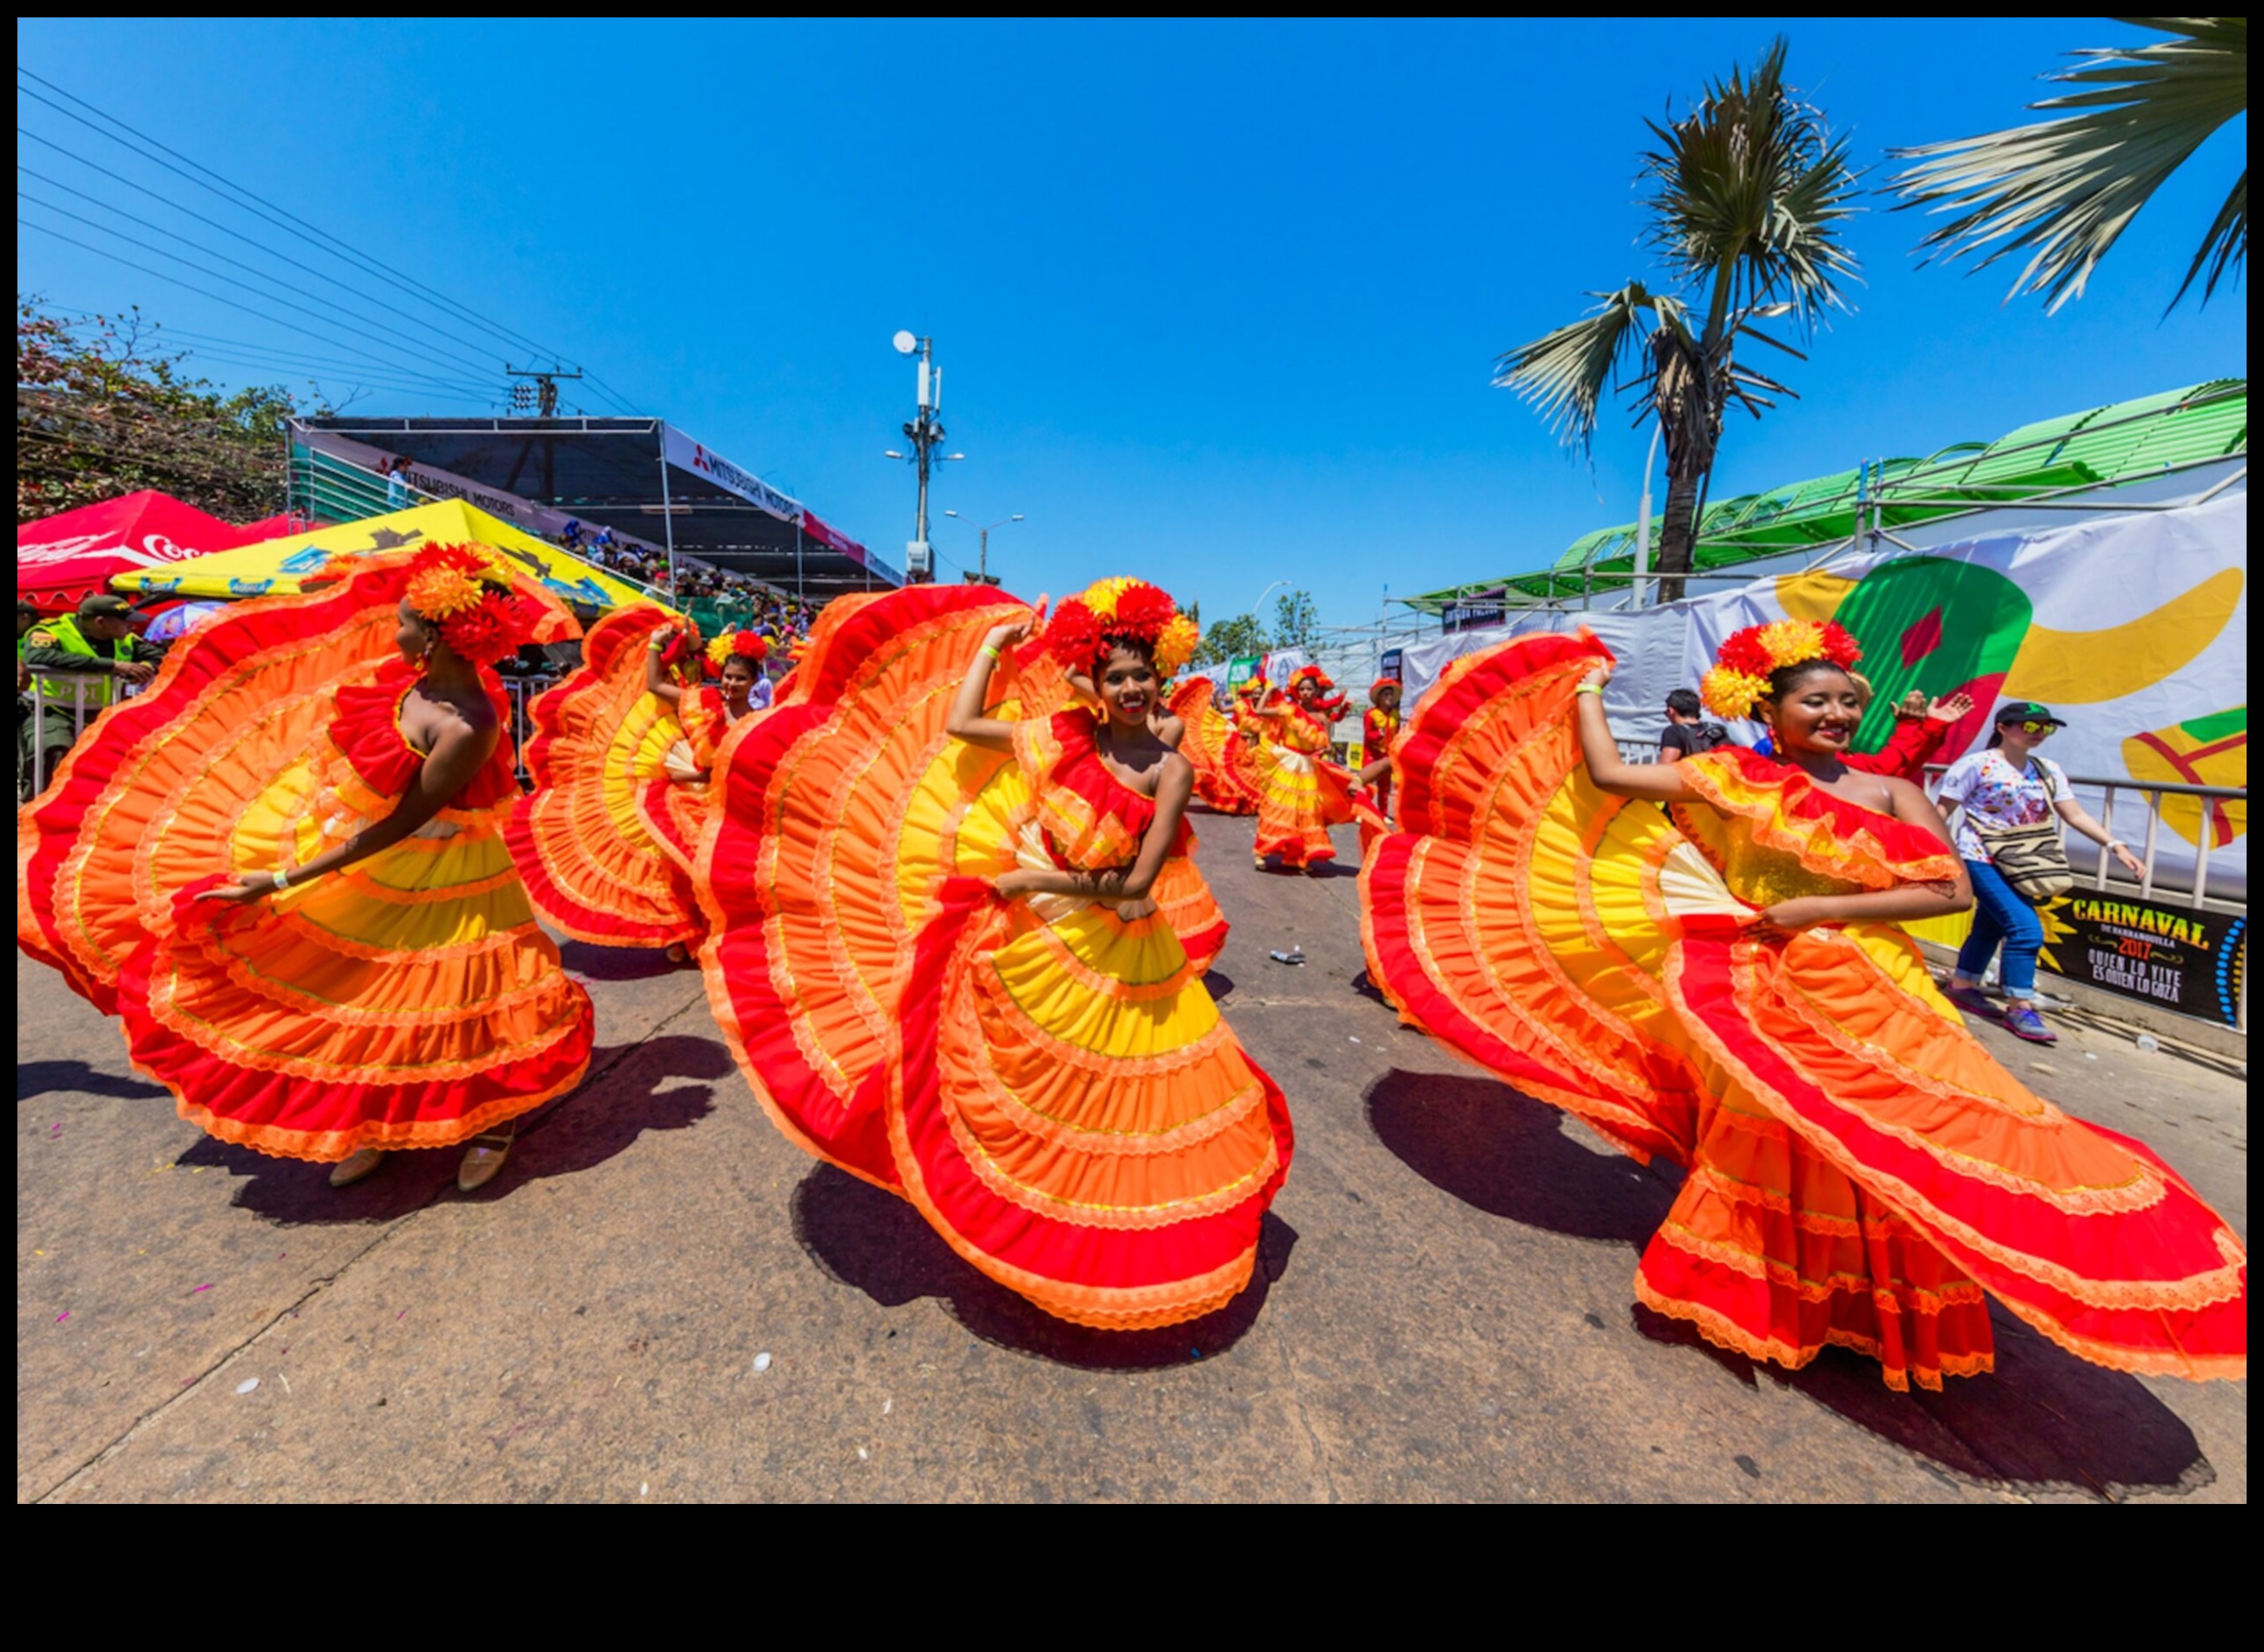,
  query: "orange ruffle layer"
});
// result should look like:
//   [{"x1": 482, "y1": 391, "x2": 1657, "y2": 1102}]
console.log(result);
[
  {"x1": 1361, "y1": 628, "x2": 2247, "y2": 1386},
  {"x1": 888, "y1": 879, "x2": 1291, "y2": 1329}
]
